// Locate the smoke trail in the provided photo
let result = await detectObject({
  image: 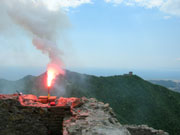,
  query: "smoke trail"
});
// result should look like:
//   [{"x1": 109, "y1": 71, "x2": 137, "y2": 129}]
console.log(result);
[{"x1": 0, "y1": 0, "x2": 70, "y2": 78}]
